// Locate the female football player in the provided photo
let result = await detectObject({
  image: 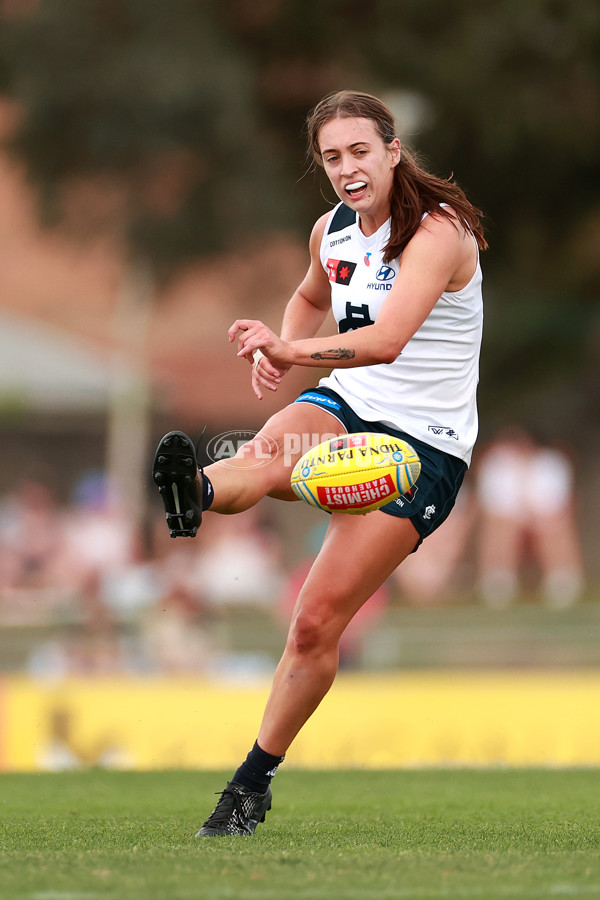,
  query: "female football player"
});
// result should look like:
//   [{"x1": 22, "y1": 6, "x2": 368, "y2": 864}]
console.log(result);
[{"x1": 153, "y1": 89, "x2": 487, "y2": 835}]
